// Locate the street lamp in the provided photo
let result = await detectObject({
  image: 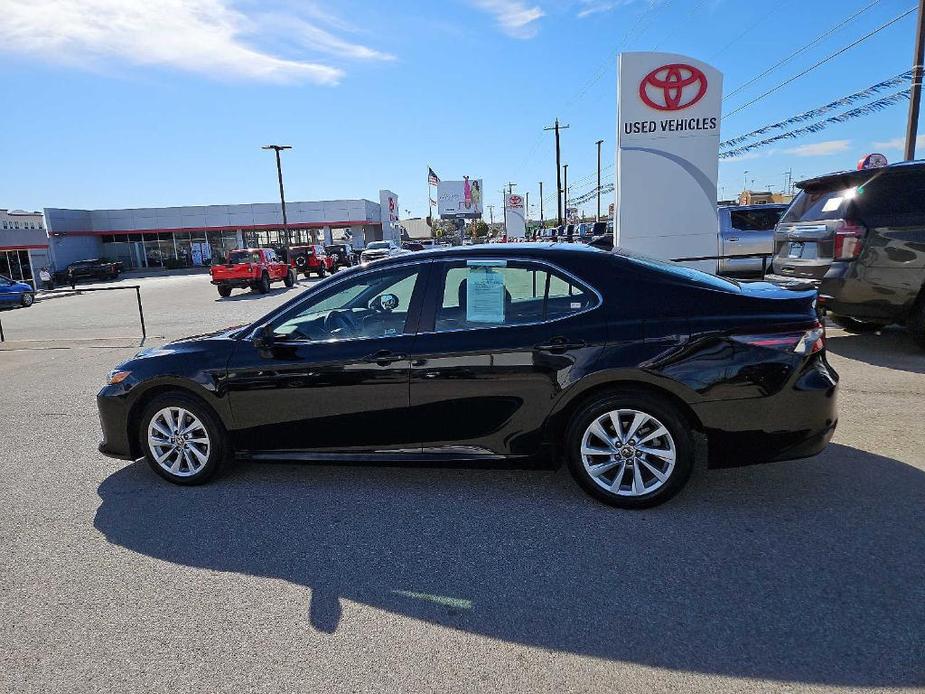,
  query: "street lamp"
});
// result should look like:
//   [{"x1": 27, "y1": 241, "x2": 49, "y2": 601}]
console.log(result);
[{"x1": 262, "y1": 145, "x2": 292, "y2": 254}]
